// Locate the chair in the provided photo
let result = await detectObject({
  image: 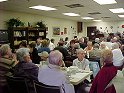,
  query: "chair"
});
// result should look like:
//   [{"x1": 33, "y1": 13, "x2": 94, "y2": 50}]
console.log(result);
[
  {"x1": 34, "y1": 81, "x2": 61, "y2": 93},
  {"x1": 89, "y1": 61, "x2": 100, "y2": 78},
  {"x1": 6, "y1": 76, "x2": 30, "y2": 93}
]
